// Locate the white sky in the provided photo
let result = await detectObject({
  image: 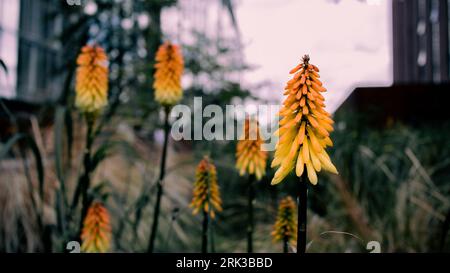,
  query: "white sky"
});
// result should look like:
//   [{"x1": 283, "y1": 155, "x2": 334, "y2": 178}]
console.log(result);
[
  {"x1": 236, "y1": 0, "x2": 393, "y2": 112},
  {"x1": 0, "y1": 0, "x2": 20, "y2": 98},
  {"x1": 1, "y1": 0, "x2": 393, "y2": 109}
]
